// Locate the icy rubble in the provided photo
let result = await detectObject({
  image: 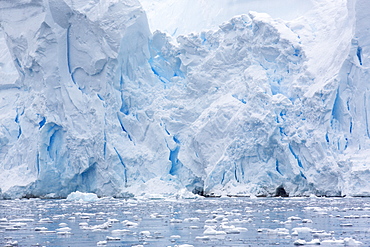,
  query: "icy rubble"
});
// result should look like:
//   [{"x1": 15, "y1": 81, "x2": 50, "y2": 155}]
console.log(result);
[
  {"x1": 66, "y1": 191, "x2": 99, "y2": 202},
  {"x1": 1, "y1": 0, "x2": 370, "y2": 198}
]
